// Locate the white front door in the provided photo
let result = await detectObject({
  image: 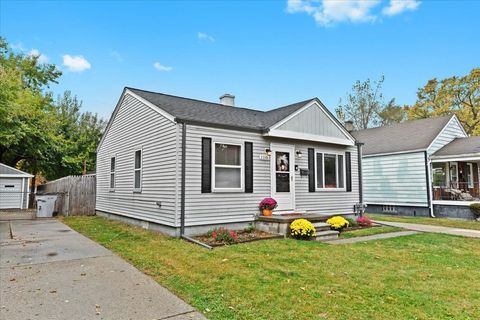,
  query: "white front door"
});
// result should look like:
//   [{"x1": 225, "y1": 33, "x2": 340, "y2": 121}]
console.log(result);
[{"x1": 271, "y1": 144, "x2": 295, "y2": 213}]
